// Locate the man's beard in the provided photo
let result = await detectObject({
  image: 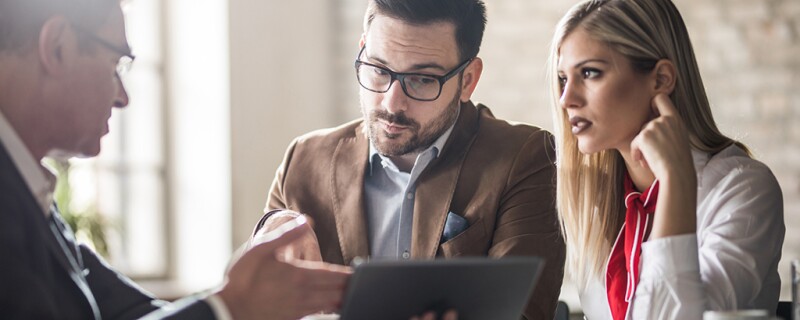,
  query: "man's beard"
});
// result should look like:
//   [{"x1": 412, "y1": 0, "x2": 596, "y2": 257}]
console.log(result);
[{"x1": 362, "y1": 86, "x2": 461, "y2": 157}]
